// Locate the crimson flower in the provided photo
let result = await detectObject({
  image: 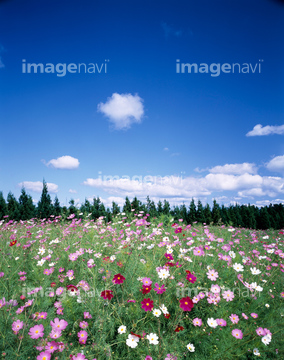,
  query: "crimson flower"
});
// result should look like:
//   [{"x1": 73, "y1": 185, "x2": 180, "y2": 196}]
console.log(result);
[
  {"x1": 67, "y1": 285, "x2": 78, "y2": 293},
  {"x1": 50, "y1": 282, "x2": 56, "y2": 288},
  {"x1": 179, "y1": 296, "x2": 194, "y2": 311},
  {"x1": 141, "y1": 298, "x2": 154, "y2": 312},
  {"x1": 130, "y1": 332, "x2": 142, "y2": 338},
  {"x1": 140, "y1": 285, "x2": 152, "y2": 294},
  {"x1": 112, "y1": 273, "x2": 126, "y2": 285},
  {"x1": 174, "y1": 227, "x2": 182, "y2": 234},
  {"x1": 101, "y1": 290, "x2": 114, "y2": 300},
  {"x1": 9, "y1": 240, "x2": 17, "y2": 247},
  {"x1": 174, "y1": 325, "x2": 184, "y2": 332},
  {"x1": 164, "y1": 313, "x2": 171, "y2": 319}
]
